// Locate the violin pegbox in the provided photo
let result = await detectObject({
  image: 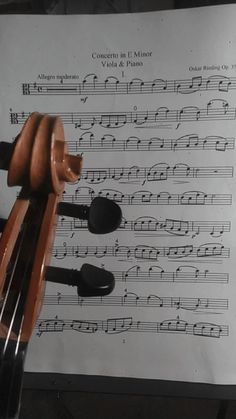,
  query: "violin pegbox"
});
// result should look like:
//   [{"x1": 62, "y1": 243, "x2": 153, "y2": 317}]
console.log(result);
[
  {"x1": 0, "y1": 113, "x2": 82, "y2": 340},
  {"x1": 0, "y1": 112, "x2": 121, "y2": 340}
]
